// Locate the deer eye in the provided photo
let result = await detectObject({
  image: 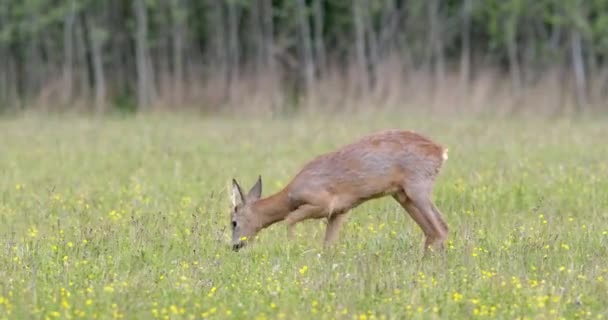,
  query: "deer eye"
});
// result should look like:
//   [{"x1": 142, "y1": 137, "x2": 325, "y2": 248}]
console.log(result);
[{"x1": 231, "y1": 221, "x2": 237, "y2": 229}]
